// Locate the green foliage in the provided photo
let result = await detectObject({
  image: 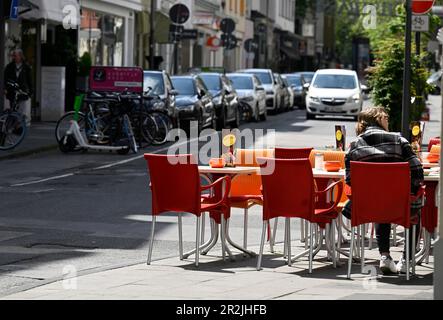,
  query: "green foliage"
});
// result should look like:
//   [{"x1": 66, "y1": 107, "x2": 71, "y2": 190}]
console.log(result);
[
  {"x1": 78, "y1": 52, "x2": 92, "y2": 77},
  {"x1": 367, "y1": 38, "x2": 432, "y2": 132}
]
